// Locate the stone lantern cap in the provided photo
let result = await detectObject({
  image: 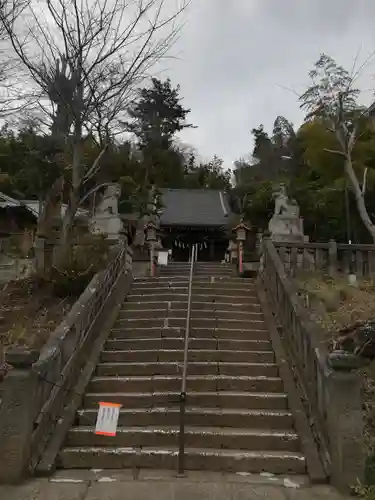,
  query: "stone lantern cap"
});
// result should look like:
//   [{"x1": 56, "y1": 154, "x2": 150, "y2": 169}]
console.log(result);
[
  {"x1": 145, "y1": 221, "x2": 157, "y2": 242},
  {"x1": 232, "y1": 221, "x2": 251, "y2": 241},
  {"x1": 232, "y1": 221, "x2": 252, "y2": 232}
]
